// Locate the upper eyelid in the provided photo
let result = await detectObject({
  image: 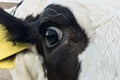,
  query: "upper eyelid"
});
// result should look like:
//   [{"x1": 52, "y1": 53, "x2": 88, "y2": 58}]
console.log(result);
[
  {"x1": 40, "y1": 22, "x2": 60, "y2": 30},
  {"x1": 39, "y1": 13, "x2": 67, "y2": 33},
  {"x1": 39, "y1": 21, "x2": 62, "y2": 35}
]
